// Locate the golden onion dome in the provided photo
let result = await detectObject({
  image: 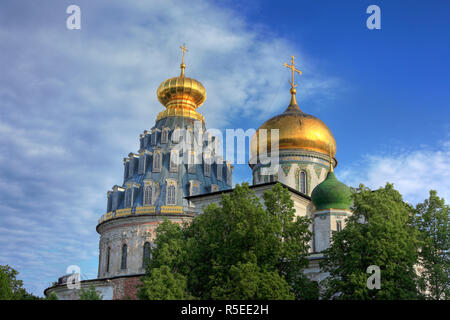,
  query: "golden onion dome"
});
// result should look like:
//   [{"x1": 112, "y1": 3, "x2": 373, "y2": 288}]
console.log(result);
[
  {"x1": 250, "y1": 87, "x2": 337, "y2": 159},
  {"x1": 156, "y1": 45, "x2": 206, "y2": 122},
  {"x1": 157, "y1": 76, "x2": 206, "y2": 108}
]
